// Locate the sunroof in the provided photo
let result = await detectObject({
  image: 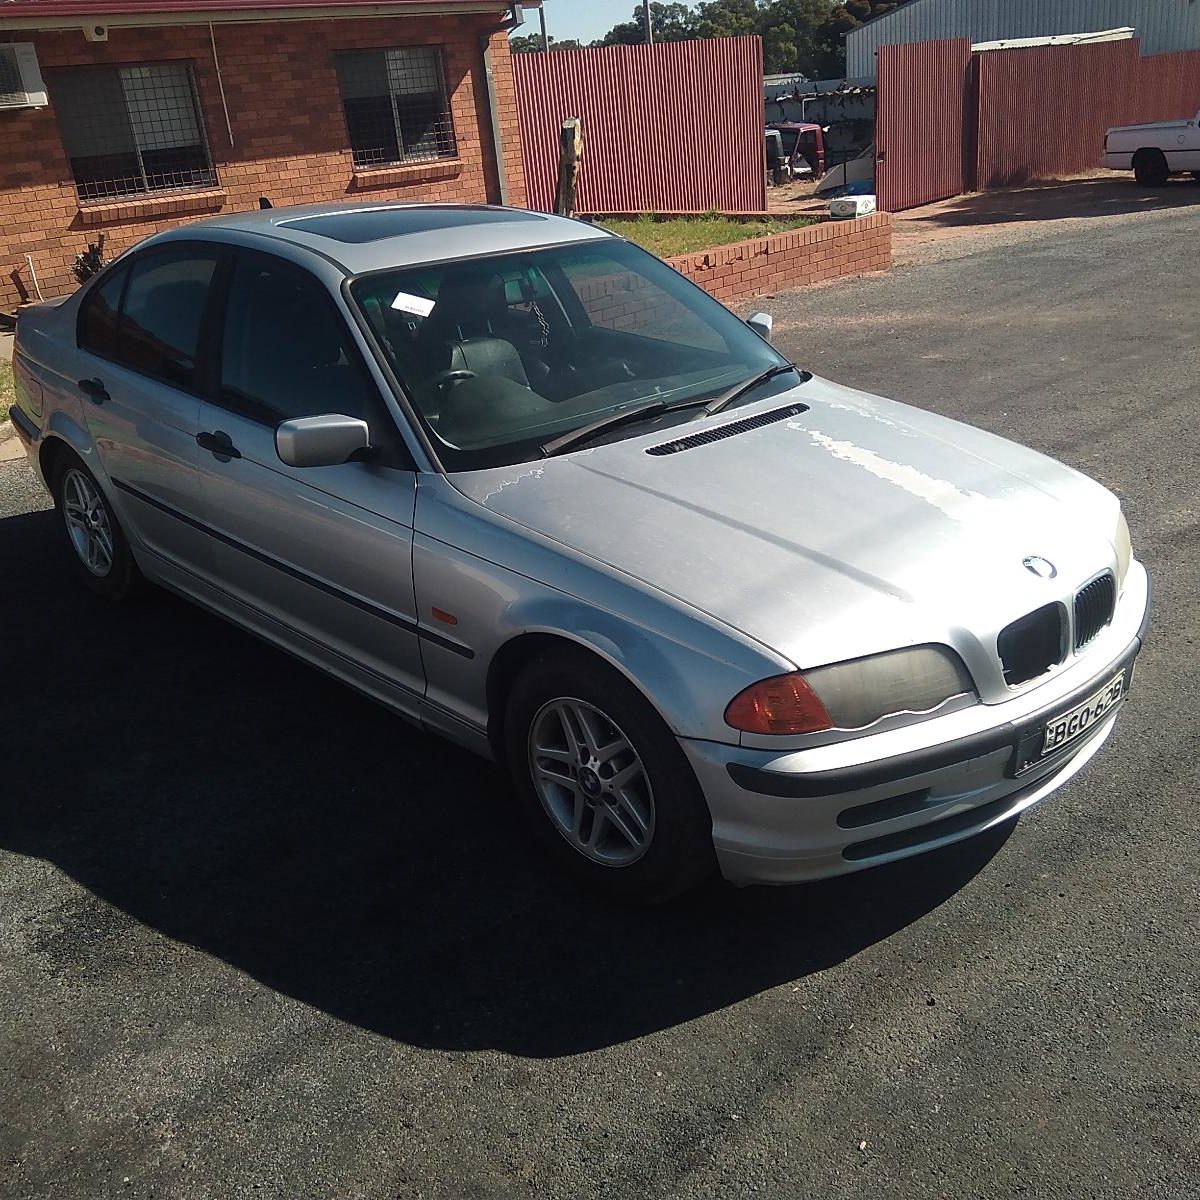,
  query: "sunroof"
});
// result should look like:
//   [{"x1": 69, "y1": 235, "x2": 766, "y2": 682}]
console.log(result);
[{"x1": 280, "y1": 206, "x2": 547, "y2": 244}]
